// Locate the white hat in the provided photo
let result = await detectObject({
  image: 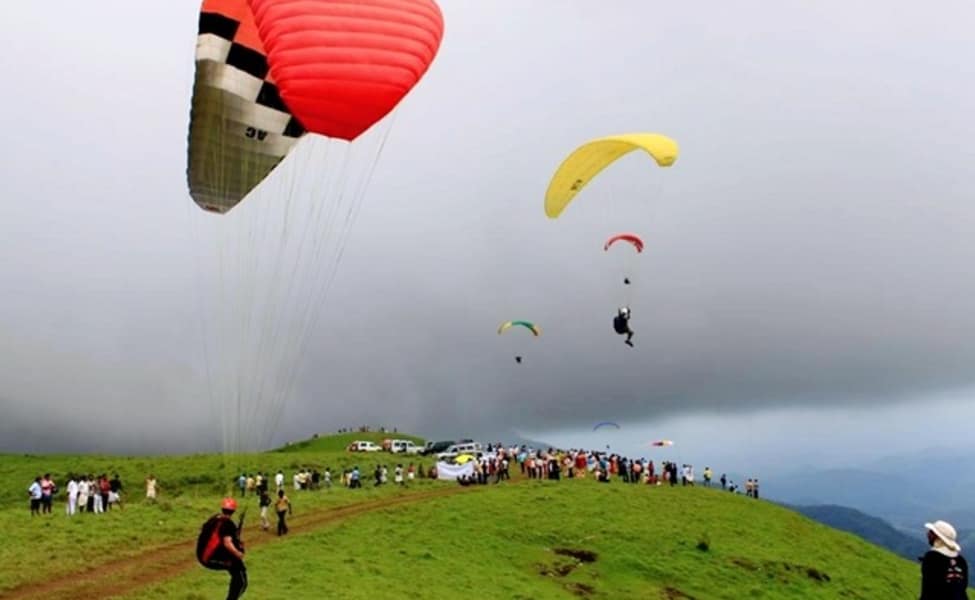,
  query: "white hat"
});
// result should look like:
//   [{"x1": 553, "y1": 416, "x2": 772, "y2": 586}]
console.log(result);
[{"x1": 925, "y1": 520, "x2": 961, "y2": 555}]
